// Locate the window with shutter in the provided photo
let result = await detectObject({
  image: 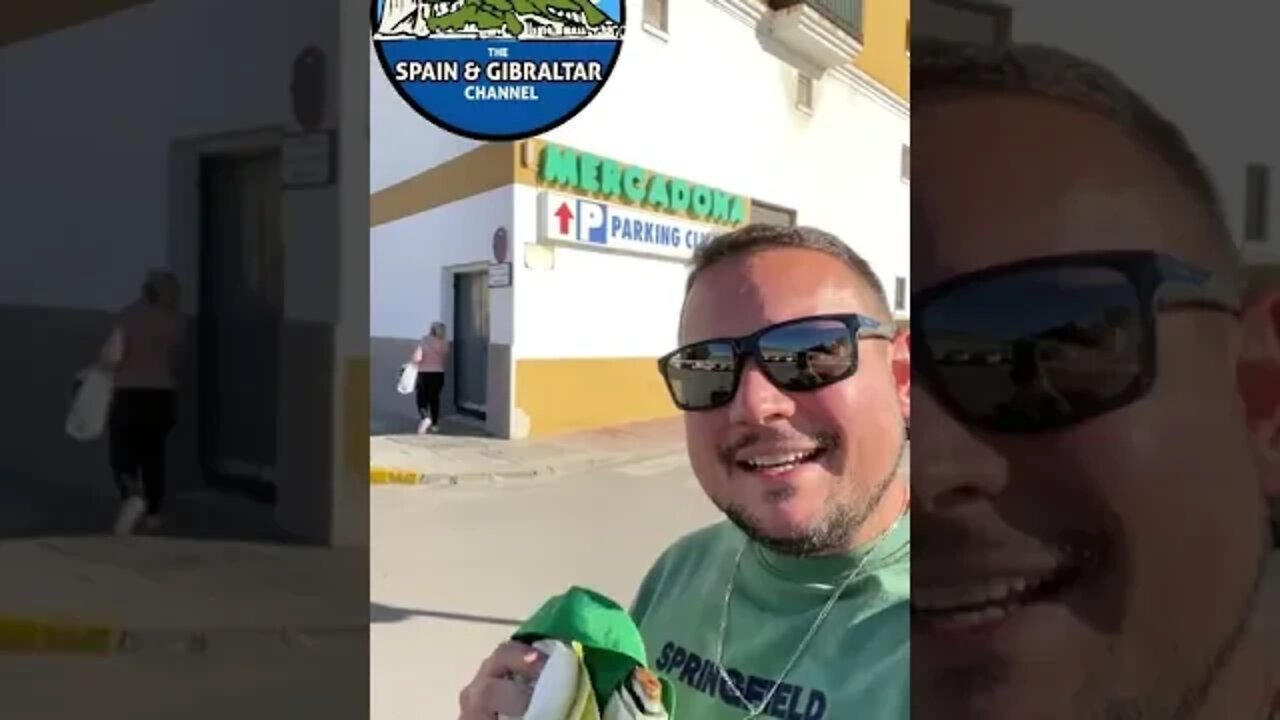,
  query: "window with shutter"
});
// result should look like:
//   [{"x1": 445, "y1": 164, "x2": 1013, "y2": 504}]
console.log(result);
[
  {"x1": 750, "y1": 200, "x2": 798, "y2": 228},
  {"x1": 796, "y1": 74, "x2": 814, "y2": 113},
  {"x1": 643, "y1": 0, "x2": 668, "y2": 32}
]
